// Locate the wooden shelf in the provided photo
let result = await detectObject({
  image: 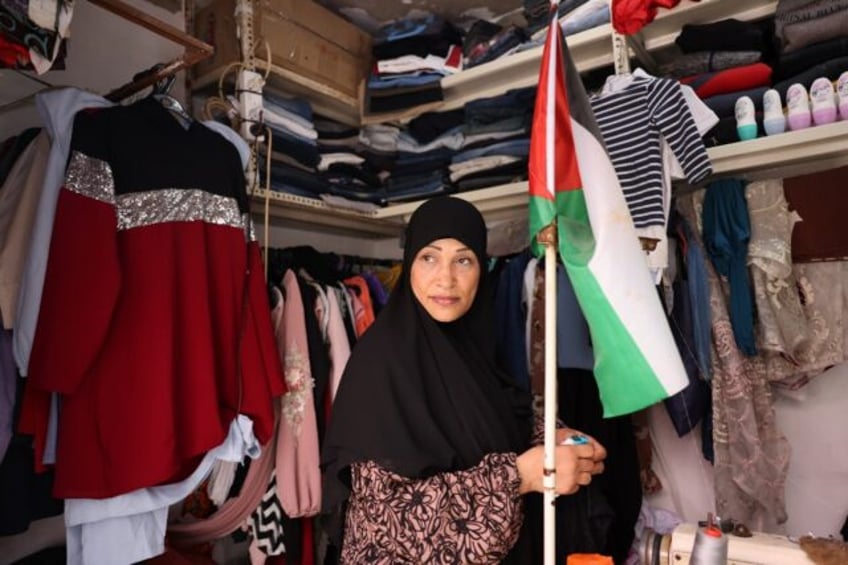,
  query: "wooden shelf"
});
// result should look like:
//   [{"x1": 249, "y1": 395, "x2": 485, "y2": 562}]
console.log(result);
[{"x1": 192, "y1": 63, "x2": 361, "y2": 127}]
